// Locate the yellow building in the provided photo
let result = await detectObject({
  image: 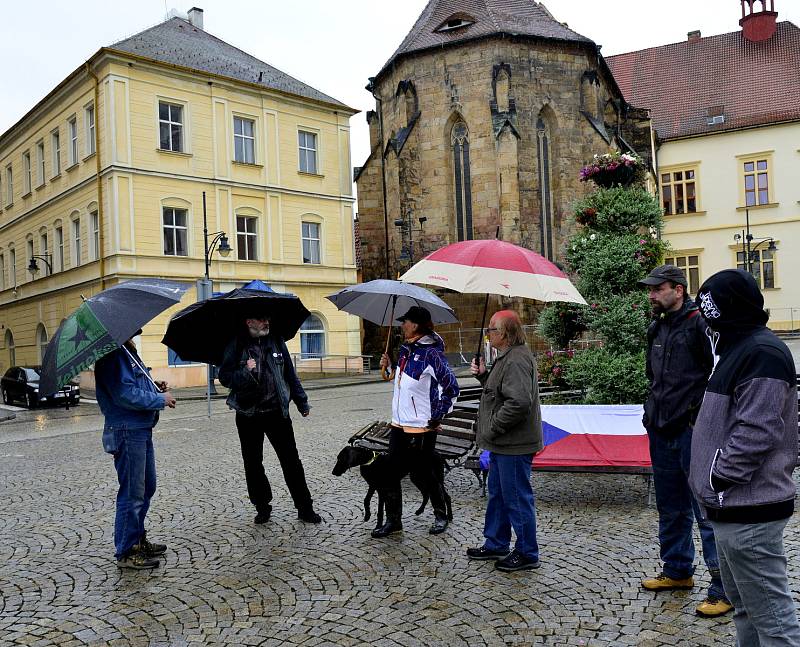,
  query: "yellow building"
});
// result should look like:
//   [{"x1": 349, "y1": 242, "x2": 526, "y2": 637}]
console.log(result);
[
  {"x1": 0, "y1": 8, "x2": 361, "y2": 386},
  {"x1": 607, "y1": 3, "x2": 800, "y2": 330}
]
